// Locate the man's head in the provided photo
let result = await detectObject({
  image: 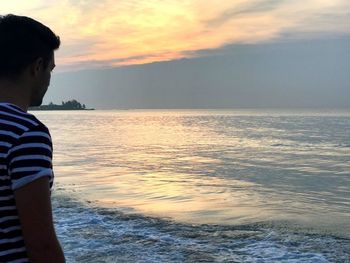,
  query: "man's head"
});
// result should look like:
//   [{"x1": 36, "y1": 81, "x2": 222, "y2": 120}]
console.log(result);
[{"x1": 0, "y1": 14, "x2": 60, "y2": 107}]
